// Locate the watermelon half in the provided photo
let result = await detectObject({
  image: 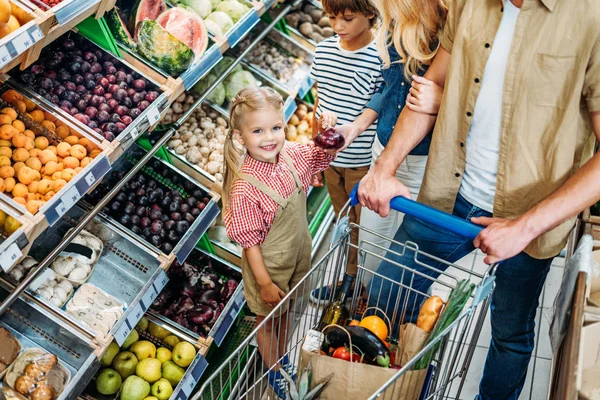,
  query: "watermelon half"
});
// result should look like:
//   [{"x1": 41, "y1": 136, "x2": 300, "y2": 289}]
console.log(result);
[
  {"x1": 156, "y1": 7, "x2": 209, "y2": 61},
  {"x1": 136, "y1": 20, "x2": 194, "y2": 76},
  {"x1": 131, "y1": 0, "x2": 167, "y2": 36}
]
